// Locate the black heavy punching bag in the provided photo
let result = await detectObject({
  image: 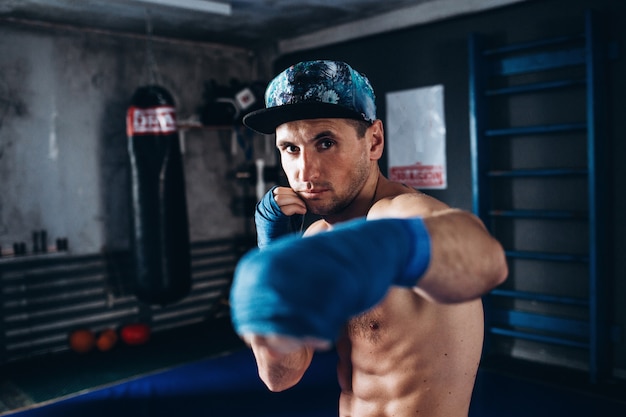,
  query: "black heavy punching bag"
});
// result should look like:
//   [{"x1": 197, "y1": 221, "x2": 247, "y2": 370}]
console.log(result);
[{"x1": 126, "y1": 85, "x2": 191, "y2": 305}]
